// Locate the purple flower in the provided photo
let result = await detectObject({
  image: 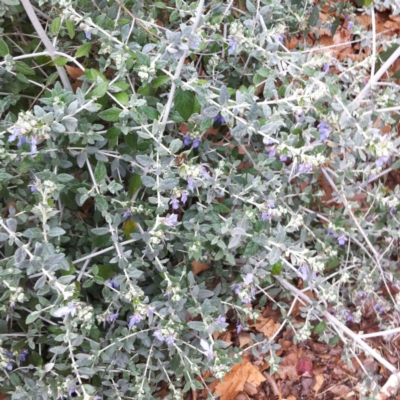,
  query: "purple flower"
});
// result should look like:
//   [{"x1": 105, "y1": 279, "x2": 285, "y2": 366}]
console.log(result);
[
  {"x1": 6, "y1": 362, "x2": 13, "y2": 371},
  {"x1": 68, "y1": 387, "x2": 76, "y2": 396},
  {"x1": 153, "y1": 330, "x2": 164, "y2": 342},
  {"x1": 170, "y1": 196, "x2": 179, "y2": 210},
  {"x1": 374, "y1": 303, "x2": 385, "y2": 314},
  {"x1": 19, "y1": 349, "x2": 29, "y2": 362},
  {"x1": 267, "y1": 200, "x2": 275, "y2": 209},
  {"x1": 131, "y1": 167, "x2": 135, "y2": 173},
  {"x1": 298, "y1": 163, "x2": 312, "y2": 174},
  {"x1": 147, "y1": 307, "x2": 154, "y2": 317},
  {"x1": 85, "y1": 30, "x2": 92, "y2": 40},
  {"x1": 123, "y1": 210, "x2": 132, "y2": 218},
  {"x1": 327, "y1": 228, "x2": 338, "y2": 238},
  {"x1": 357, "y1": 291, "x2": 367, "y2": 299},
  {"x1": 262, "y1": 210, "x2": 271, "y2": 221},
  {"x1": 30, "y1": 183, "x2": 37, "y2": 193},
  {"x1": 347, "y1": 21, "x2": 354, "y2": 29},
  {"x1": 107, "y1": 277, "x2": 120, "y2": 289},
  {"x1": 280, "y1": 155, "x2": 288, "y2": 162},
  {"x1": 181, "y1": 190, "x2": 188, "y2": 204},
  {"x1": 236, "y1": 323, "x2": 243, "y2": 334},
  {"x1": 376, "y1": 156, "x2": 390, "y2": 168},
  {"x1": 318, "y1": 121, "x2": 331, "y2": 141},
  {"x1": 298, "y1": 265, "x2": 309, "y2": 280},
  {"x1": 187, "y1": 177, "x2": 195, "y2": 192},
  {"x1": 9, "y1": 301, "x2": 15, "y2": 310},
  {"x1": 243, "y1": 273, "x2": 254, "y2": 285},
  {"x1": 164, "y1": 213, "x2": 178, "y2": 227},
  {"x1": 193, "y1": 138, "x2": 201, "y2": 148},
  {"x1": 323, "y1": 62, "x2": 332, "y2": 74},
  {"x1": 241, "y1": 297, "x2": 251, "y2": 304},
  {"x1": 213, "y1": 115, "x2": 226, "y2": 125},
  {"x1": 183, "y1": 134, "x2": 192, "y2": 147},
  {"x1": 106, "y1": 312, "x2": 119, "y2": 323},
  {"x1": 128, "y1": 314, "x2": 142, "y2": 328},
  {"x1": 200, "y1": 339, "x2": 214, "y2": 361},
  {"x1": 17, "y1": 136, "x2": 27, "y2": 148},
  {"x1": 216, "y1": 315, "x2": 226, "y2": 324},
  {"x1": 233, "y1": 284, "x2": 242, "y2": 295},
  {"x1": 53, "y1": 302, "x2": 77, "y2": 318},
  {"x1": 200, "y1": 165, "x2": 211, "y2": 180},
  {"x1": 276, "y1": 33, "x2": 285, "y2": 42},
  {"x1": 337, "y1": 235, "x2": 347, "y2": 246},
  {"x1": 228, "y1": 37, "x2": 237, "y2": 55},
  {"x1": 8, "y1": 127, "x2": 21, "y2": 142},
  {"x1": 165, "y1": 334, "x2": 175, "y2": 347},
  {"x1": 268, "y1": 147, "x2": 276, "y2": 158},
  {"x1": 30, "y1": 137, "x2": 38, "y2": 155}
]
